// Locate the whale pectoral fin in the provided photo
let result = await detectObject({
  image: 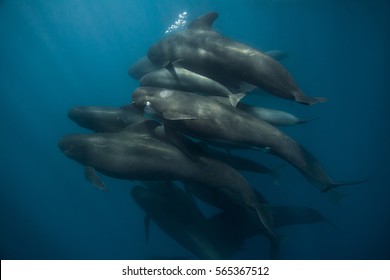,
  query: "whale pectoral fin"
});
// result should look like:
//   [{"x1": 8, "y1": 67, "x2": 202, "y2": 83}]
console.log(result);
[
  {"x1": 144, "y1": 214, "x2": 151, "y2": 244},
  {"x1": 162, "y1": 111, "x2": 198, "y2": 120},
  {"x1": 143, "y1": 104, "x2": 160, "y2": 119},
  {"x1": 164, "y1": 125, "x2": 198, "y2": 162},
  {"x1": 292, "y1": 90, "x2": 328, "y2": 105},
  {"x1": 84, "y1": 166, "x2": 108, "y2": 192},
  {"x1": 188, "y1": 12, "x2": 218, "y2": 30}
]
